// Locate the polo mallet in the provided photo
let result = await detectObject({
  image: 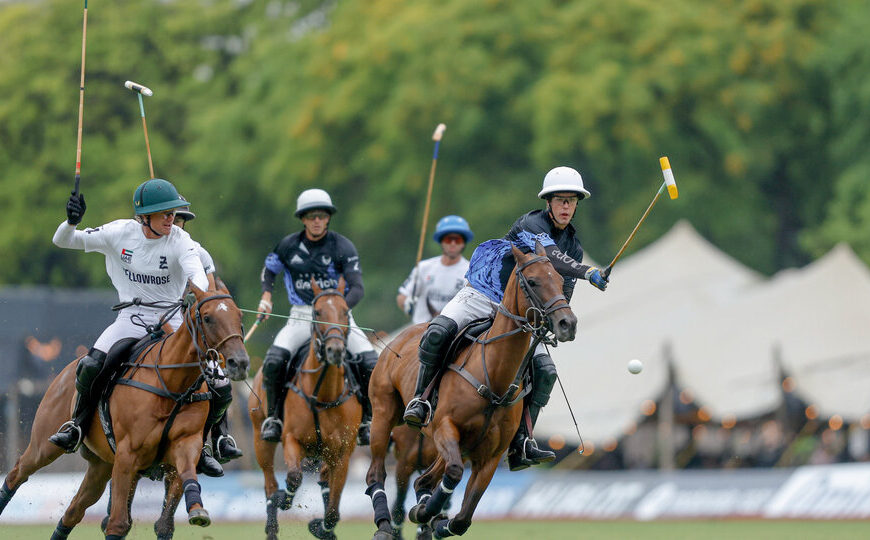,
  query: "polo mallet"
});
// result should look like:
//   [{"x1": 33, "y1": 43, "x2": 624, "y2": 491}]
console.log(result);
[
  {"x1": 244, "y1": 315, "x2": 264, "y2": 343},
  {"x1": 124, "y1": 80, "x2": 155, "y2": 178},
  {"x1": 72, "y1": 0, "x2": 90, "y2": 196},
  {"x1": 408, "y1": 123, "x2": 447, "y2": 307},
  {"x1": 603, "y1": 157, "x2": 678, "y2": 278}
]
